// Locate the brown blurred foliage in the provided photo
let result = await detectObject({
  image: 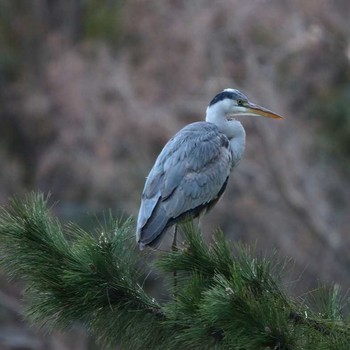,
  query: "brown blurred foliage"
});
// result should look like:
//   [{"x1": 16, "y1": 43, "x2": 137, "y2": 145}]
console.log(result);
[{"x1": 1, "y1": 0, "x2": 350, "y2": 349}]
